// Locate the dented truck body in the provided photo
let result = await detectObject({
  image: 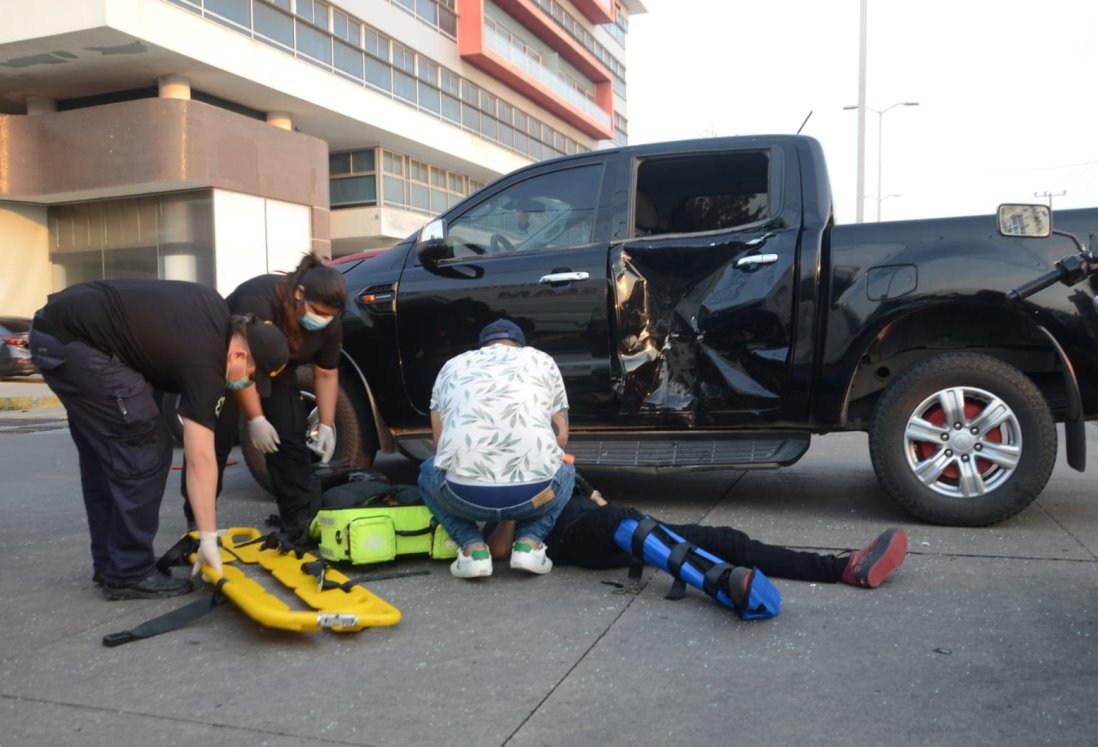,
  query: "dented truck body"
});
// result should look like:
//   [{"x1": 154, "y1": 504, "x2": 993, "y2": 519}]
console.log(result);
[{"x1": 329, "y1": 135, "x2": 1098, "y2": 526}]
